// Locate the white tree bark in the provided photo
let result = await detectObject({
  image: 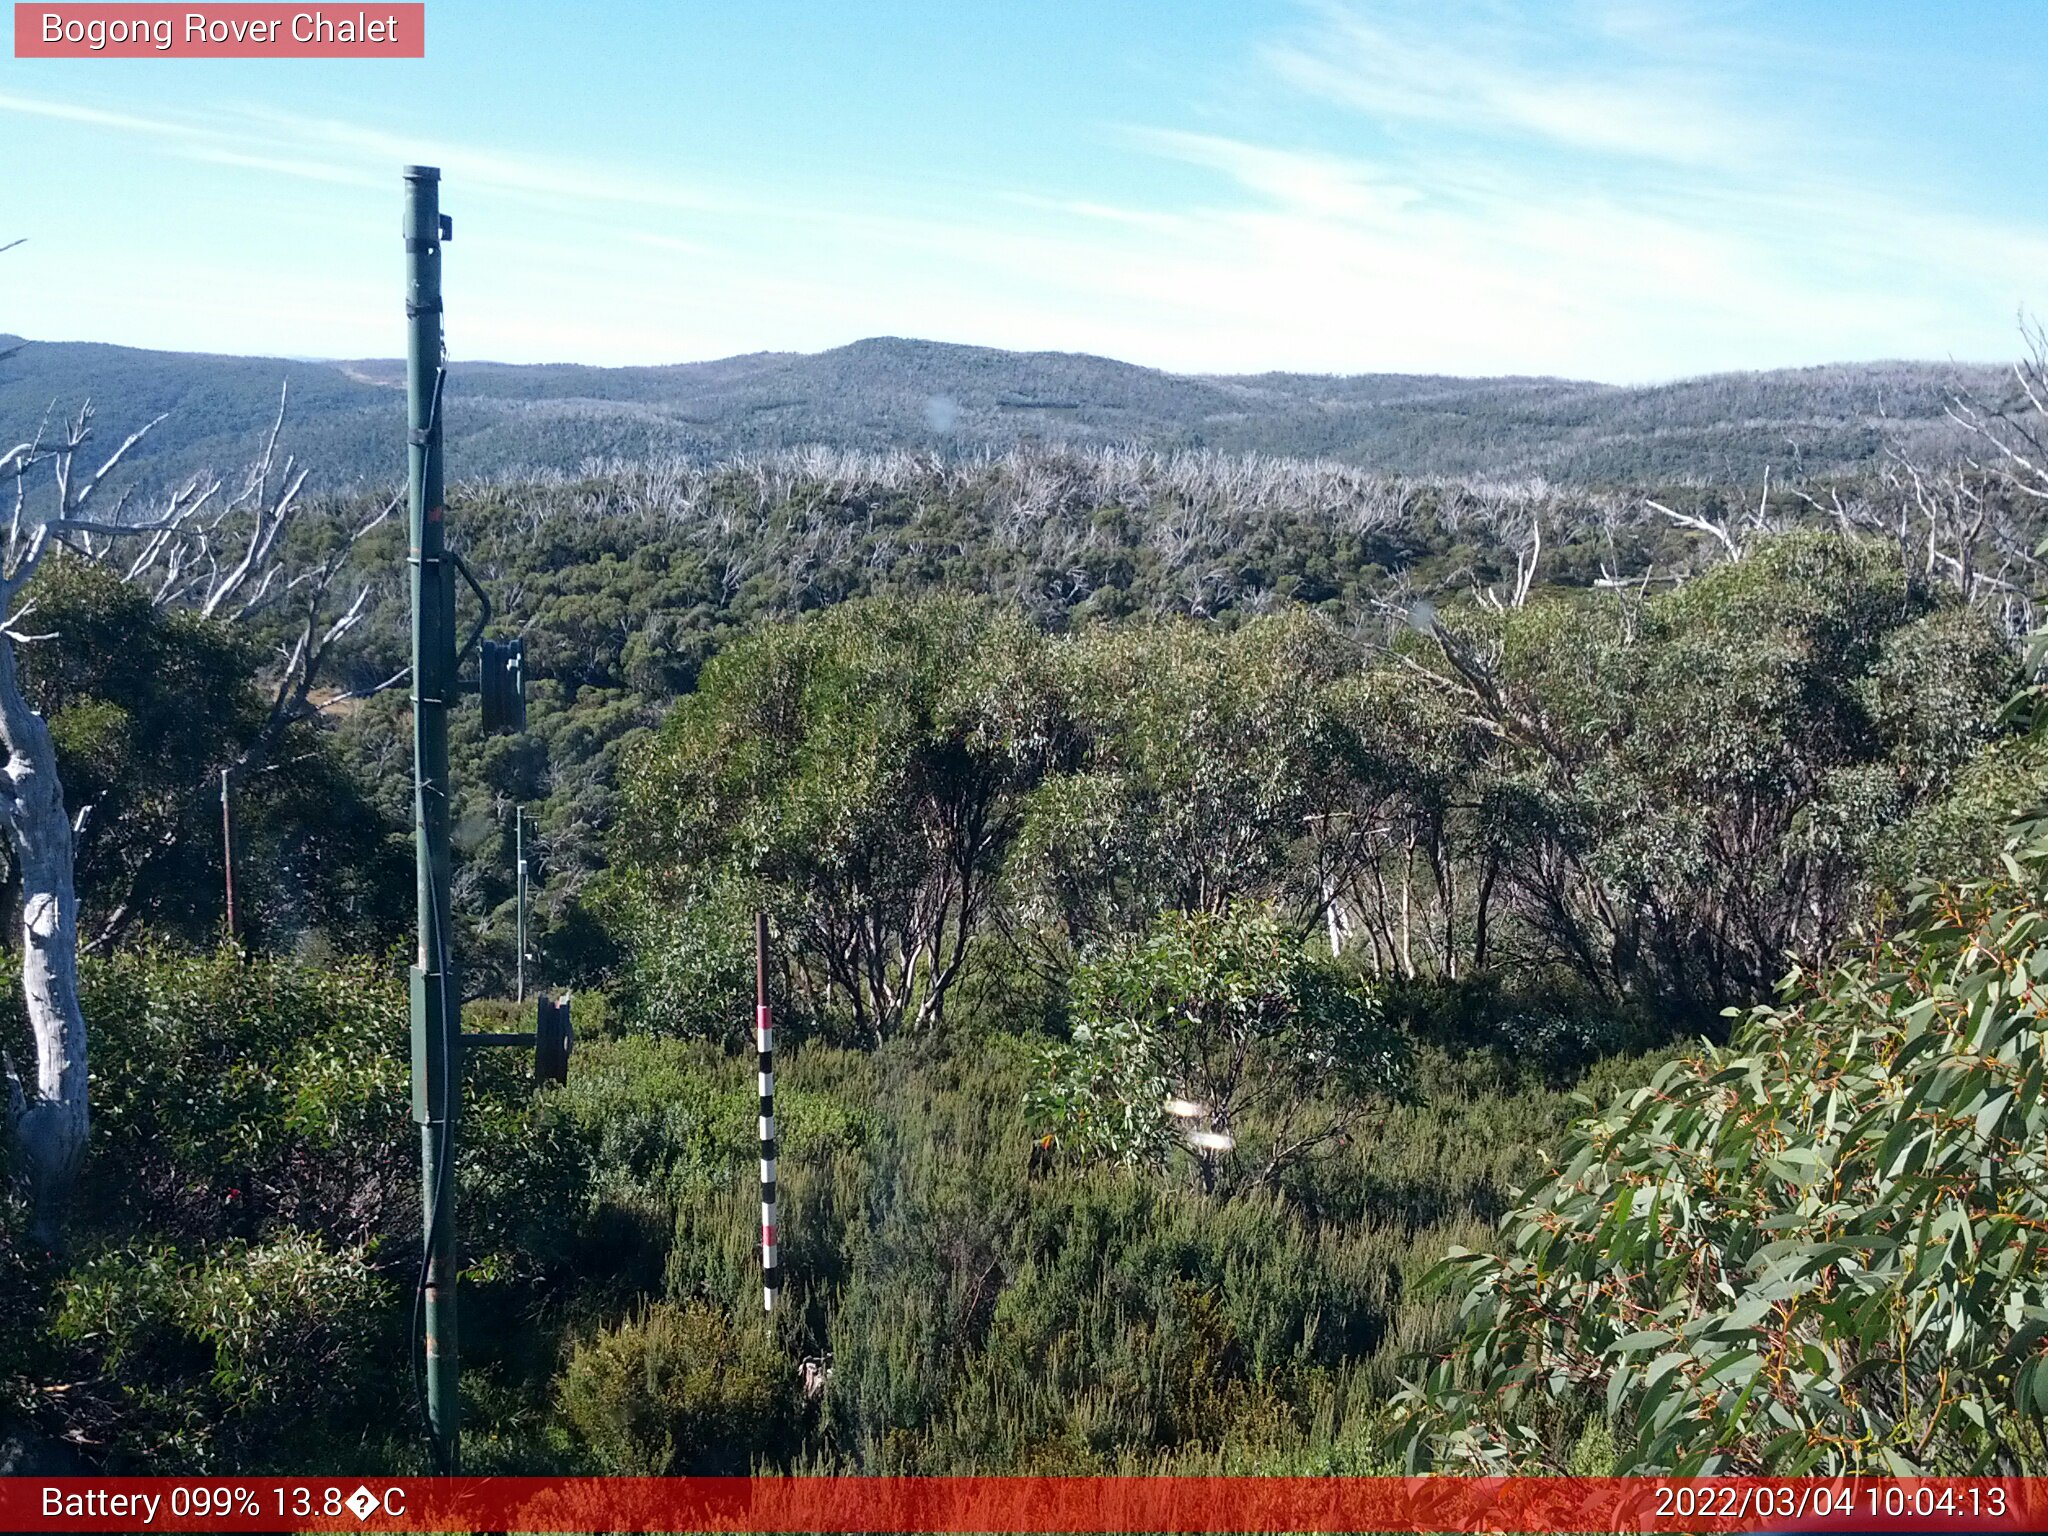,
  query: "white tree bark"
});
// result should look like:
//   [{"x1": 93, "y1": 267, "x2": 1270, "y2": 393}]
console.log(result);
[{"x1": 0, "y1": 620, "x2": 86, "y2": 1245}]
